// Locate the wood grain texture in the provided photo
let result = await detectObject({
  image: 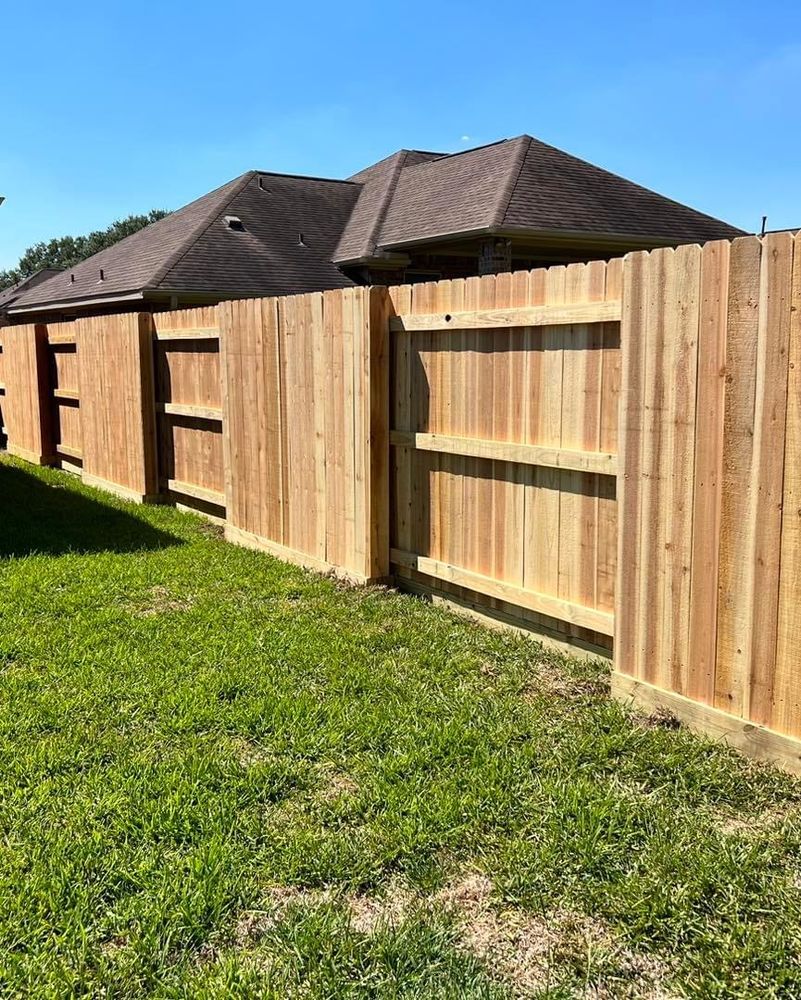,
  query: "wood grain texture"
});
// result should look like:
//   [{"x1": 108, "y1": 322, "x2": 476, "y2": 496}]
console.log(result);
[
  {"x1": 221, "y1": 288, "x2": 387, "y2": 581},
  {"x1": 152, "y1": 308, "x2": 224, "y2": 512},
  {"x1": 389, "y1": 432, "x2": 617, "y2": 475},
  {"x1": 774, "y1": 233, "x2": 801, "y2": 737},
  {"x1": 687, "y1": 241, "x2": 729, "y2": 702},
  {"x1": 389, "y1": 262, "x2": 620, "y2": 652},
  {"x1": 391, "y1": 548, "x2": 614, "y2": 635},
  {"x1": 390, "y1": 300, "x2": 621, "y2": 331},
  {"x1": 747, "y1": 232, "x2": 794, "y2": 725},
  {"x1": 77, "y1": 313, "x2": 158, "y2": 500},
  {"x1": 715, "y1": 238, "x2": 762, "y2": 716},
  {"x1": 2, "y1": 324, "x2": 54, "y2": 464},
  {"x1": 615, "y1": 234, "x2": 801, "y2": 756}
]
